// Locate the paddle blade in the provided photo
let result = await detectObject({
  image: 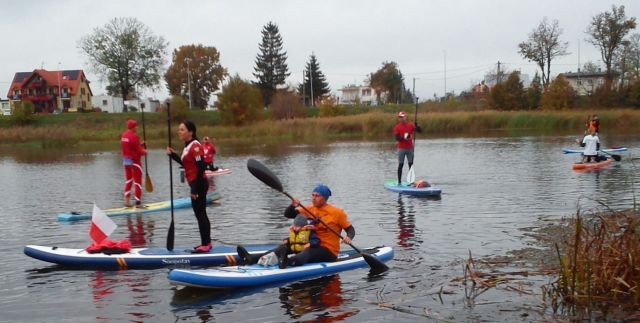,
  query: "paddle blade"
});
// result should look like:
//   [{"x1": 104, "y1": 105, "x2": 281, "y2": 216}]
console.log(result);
[
  {"x1": 145, "y1": 174, "x2": 154, "y2": 193},
  {"x1": 611, "y1": 154, "x2": 621, "y2": 162},
  {"x1": 166, "y1": 220, "x2": 174, "y2": 251},
  {"x1": 406, "y1": 166, "x2": 415, "y2": 184},
  {"x1": 247, "y1": 158, "x2": 283, "y2": 192},
  {"x1": 362, "y1": 253, "x2": 389, "y2": 275}
]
